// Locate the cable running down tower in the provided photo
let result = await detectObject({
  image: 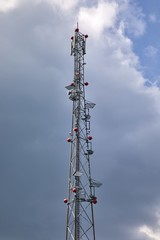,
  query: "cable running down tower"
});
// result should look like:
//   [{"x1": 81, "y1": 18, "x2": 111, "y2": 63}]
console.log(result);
[{"x1": 64, "y1": 26, "x2": 102, "y2": 240}]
